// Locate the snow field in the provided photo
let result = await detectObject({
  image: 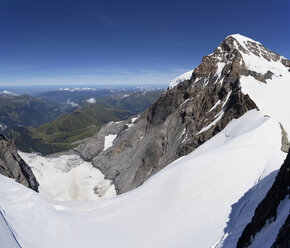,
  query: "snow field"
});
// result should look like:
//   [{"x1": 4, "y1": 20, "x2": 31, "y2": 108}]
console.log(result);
[
  {"x1": 0, "y1": 110, "x2": 286, "y2": 248},
  {"x1": 19, "y1": 152, "x2": 116, "y2": 201}
]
